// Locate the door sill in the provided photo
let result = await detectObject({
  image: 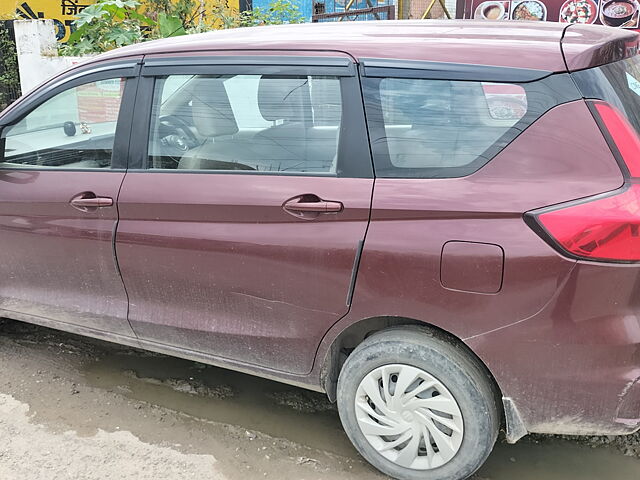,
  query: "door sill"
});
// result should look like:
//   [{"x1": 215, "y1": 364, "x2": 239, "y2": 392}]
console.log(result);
[{"x1": 0, "y1": 308, "x2": 322, "y2": 393}]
